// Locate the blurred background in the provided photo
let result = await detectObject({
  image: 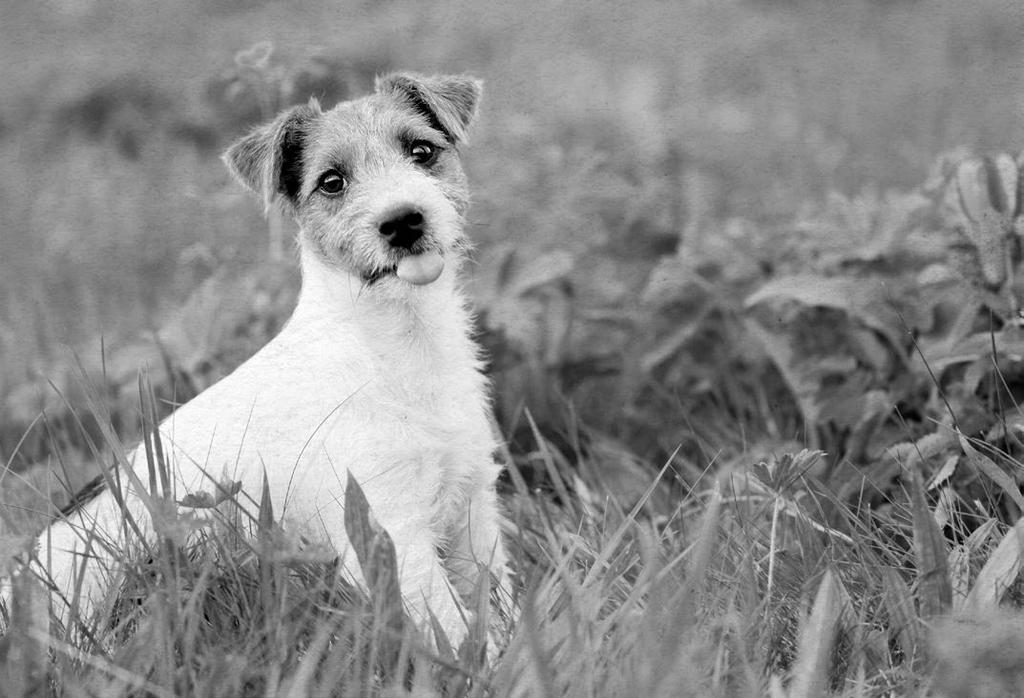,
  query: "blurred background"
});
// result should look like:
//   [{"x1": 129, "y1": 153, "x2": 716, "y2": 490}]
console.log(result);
[{"x1": 5, "y1": 0, "x2": 1024, "y2": 509}]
